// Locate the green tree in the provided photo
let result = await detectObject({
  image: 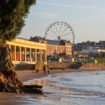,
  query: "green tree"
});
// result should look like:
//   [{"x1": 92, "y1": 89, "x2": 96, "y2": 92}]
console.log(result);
[
  {"x1": 0, "y1": 0, "x2": 36, "y2": 93},
  {"x1": 0, "y1": 0, "x2": 36, "y2": 43}
]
